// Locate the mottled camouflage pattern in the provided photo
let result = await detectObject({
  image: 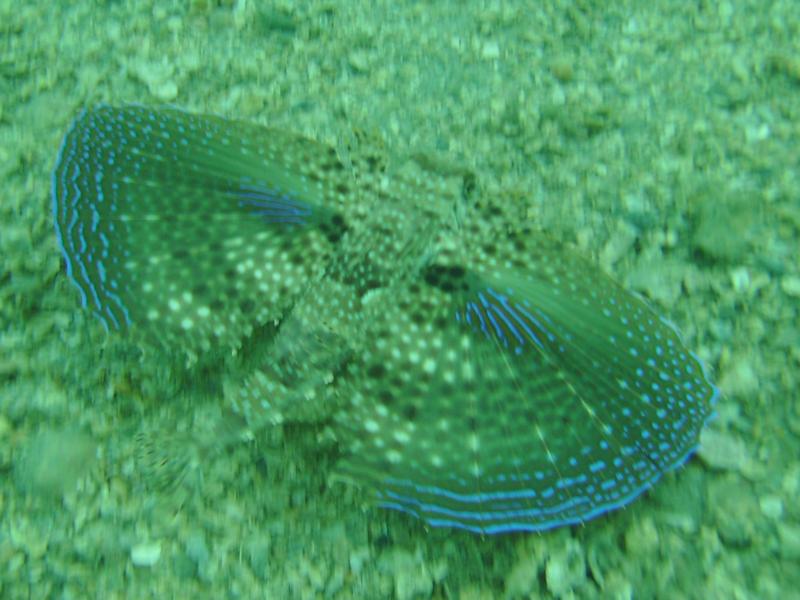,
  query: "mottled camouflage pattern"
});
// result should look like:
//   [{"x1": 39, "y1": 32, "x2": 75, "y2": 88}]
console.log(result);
[{"x1": 53, "y1": 106, "x2": 717, "y2": 534}]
